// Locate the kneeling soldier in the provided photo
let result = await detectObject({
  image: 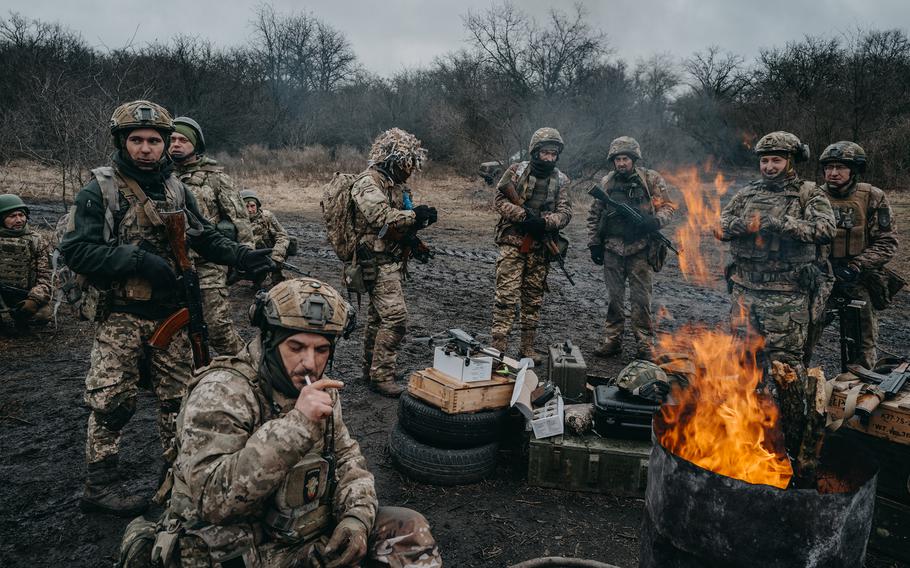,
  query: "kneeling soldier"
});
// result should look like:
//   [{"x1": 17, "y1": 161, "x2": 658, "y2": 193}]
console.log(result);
[{"x1": 0, "y1": 194, "x2": 53, "y2": 328}]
